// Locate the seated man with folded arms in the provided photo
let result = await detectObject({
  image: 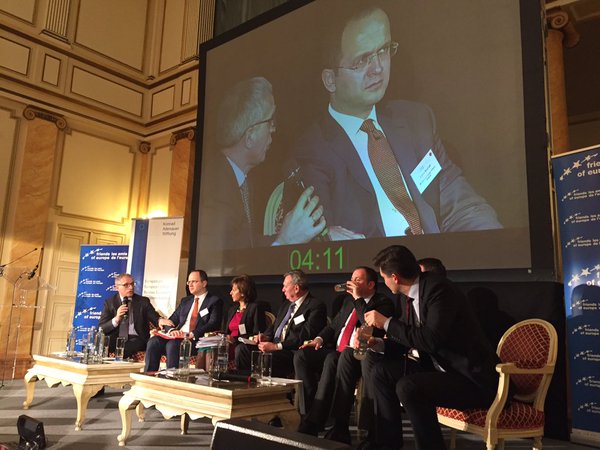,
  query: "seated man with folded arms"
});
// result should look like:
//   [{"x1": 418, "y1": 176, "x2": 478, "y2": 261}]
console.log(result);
[
  {"x1": 144, "y1": 269, "x2": 223, "y2": 372},
  {"x1": 295, "y1": 266, "x2": 393, "y2": 442},
  {"x1": 237, "y1": 270, "x2": 327, "y2": 378}
]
